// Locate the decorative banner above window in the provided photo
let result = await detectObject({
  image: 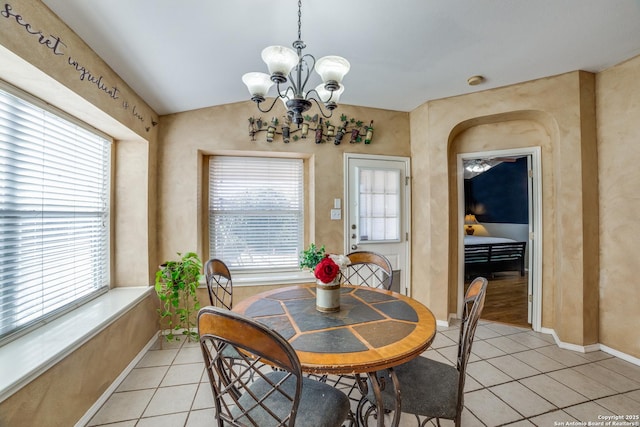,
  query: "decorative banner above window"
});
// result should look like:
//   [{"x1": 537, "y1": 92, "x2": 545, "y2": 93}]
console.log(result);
[{"x1": 248, "y1": 114, "x2": 373, "y2": 145}]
